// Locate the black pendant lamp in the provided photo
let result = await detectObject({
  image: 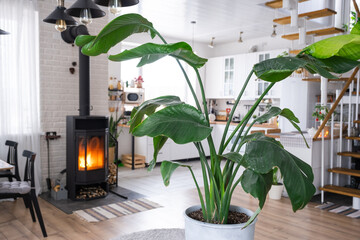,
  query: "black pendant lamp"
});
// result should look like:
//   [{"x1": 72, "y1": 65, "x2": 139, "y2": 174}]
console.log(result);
[
  {"x1": 0, "y1": 29, "x2": 9, "y2": 35},
  {"x1": 66, "y1": 0, "x2": 106, "y2": 26},
  {"x1": 43, "y1": 0, "x2": 78, "y2": 32},
  {"x1": 95, "y1": 0, "x2": 139, "y2": 14}
]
